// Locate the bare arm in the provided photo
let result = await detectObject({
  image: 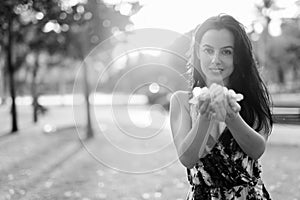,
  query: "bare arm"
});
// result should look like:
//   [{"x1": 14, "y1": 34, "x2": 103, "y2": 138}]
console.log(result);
[
  {"x1": 225, "y1": 113, "x2": 267, "y2": 160},
  {"x1": 169, "y1": 91, "x2": 213, "y2": 169},
  {"x1": 209, "y1": 85, "x2": 268, "y2": 160}
]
